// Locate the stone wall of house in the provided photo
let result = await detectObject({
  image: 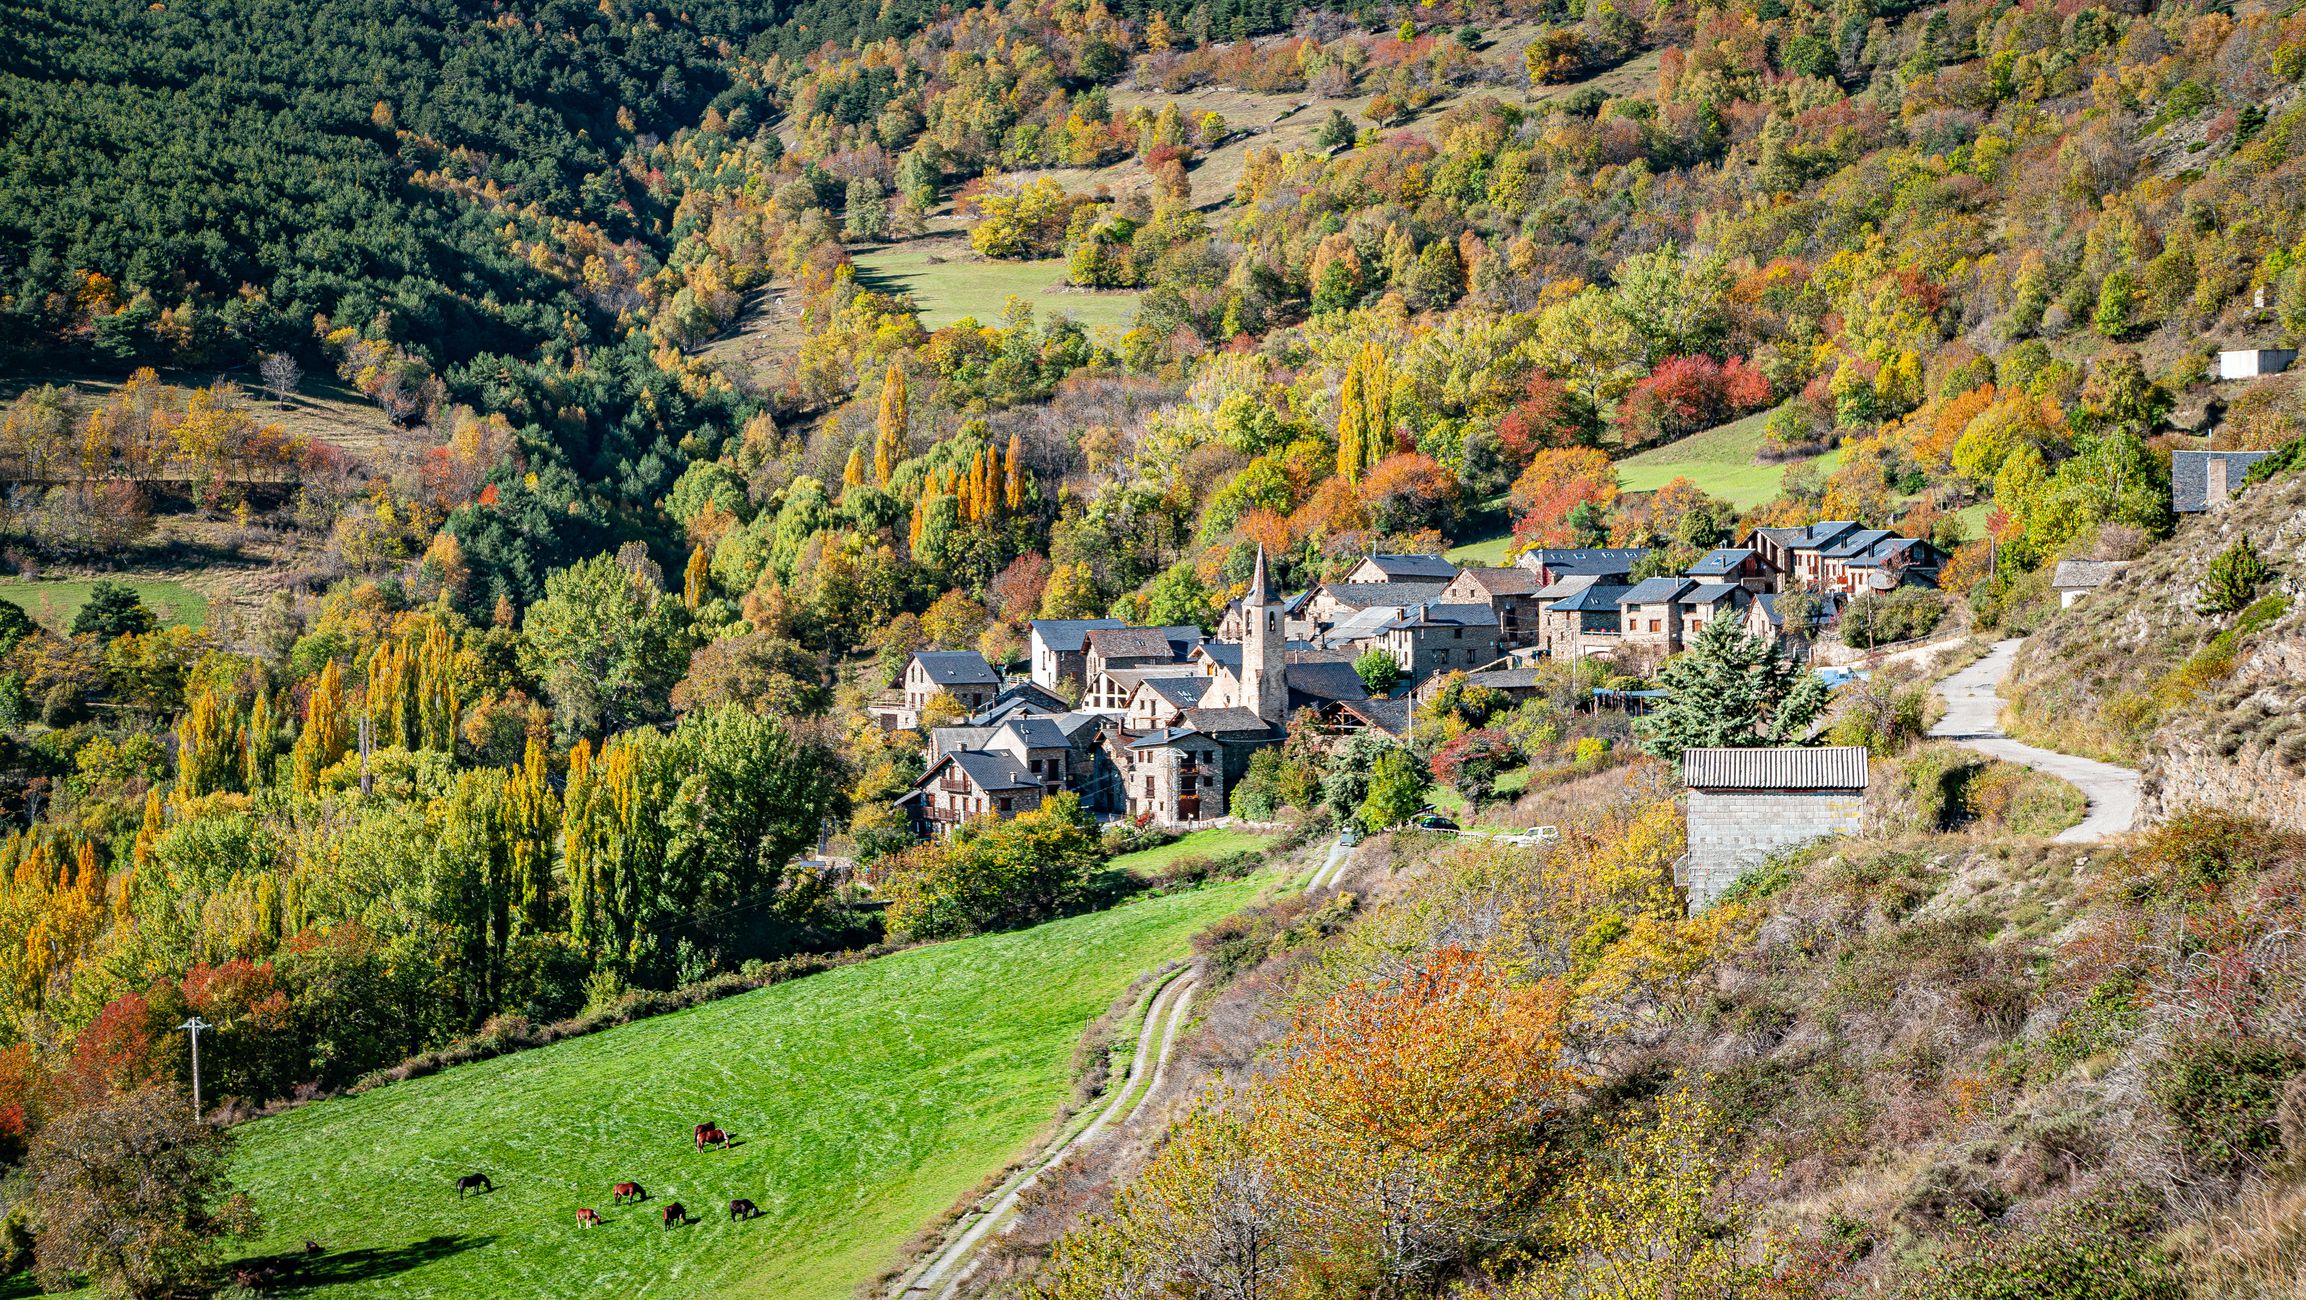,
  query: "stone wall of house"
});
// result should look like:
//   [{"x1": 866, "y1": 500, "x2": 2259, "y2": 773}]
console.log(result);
[{"x1": 1685, "y1": 789, "x2": 1865, "y2": 911}]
